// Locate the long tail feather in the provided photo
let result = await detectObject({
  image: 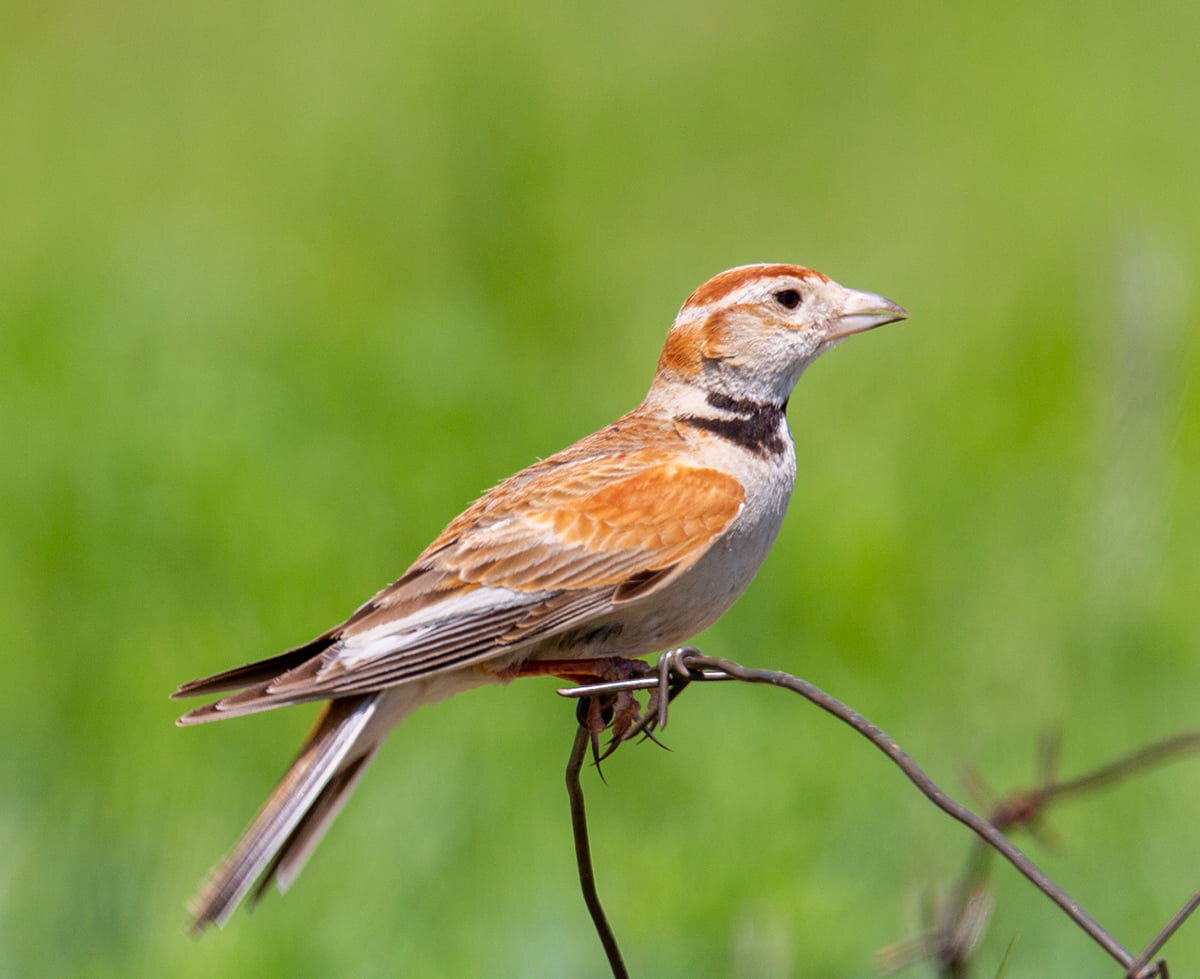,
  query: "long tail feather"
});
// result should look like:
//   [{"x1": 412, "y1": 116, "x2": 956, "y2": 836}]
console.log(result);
[
  {"x1": 187, "y1": 694, "x2": 379, "y2": 933},
  {"x1": 250, "y1": 744, "x2": 381, "y2": 903}
]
